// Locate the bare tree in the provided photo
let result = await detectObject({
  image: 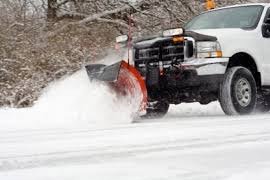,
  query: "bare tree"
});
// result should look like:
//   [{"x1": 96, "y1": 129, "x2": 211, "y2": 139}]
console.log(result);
[{"x1": 47, "y1": 0, "x2": 57, "y2": 20}]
